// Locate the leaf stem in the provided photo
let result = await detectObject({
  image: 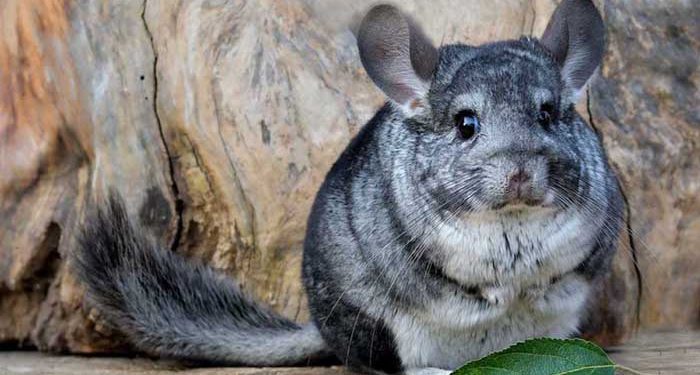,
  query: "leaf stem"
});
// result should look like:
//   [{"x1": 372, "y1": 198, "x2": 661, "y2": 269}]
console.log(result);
[{"x1": 615, "y1": 364, "x2": 650, "y2": 375}]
